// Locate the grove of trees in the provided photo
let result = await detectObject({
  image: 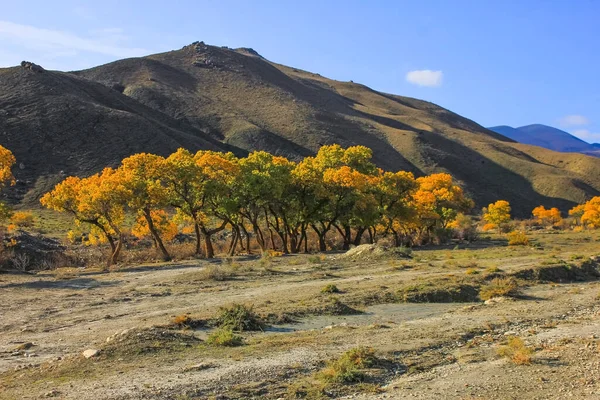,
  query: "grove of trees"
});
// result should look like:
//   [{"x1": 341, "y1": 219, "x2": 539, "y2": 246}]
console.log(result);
[{"x1": 41, "y1": 145, "x2": 474, "y2": 266}]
